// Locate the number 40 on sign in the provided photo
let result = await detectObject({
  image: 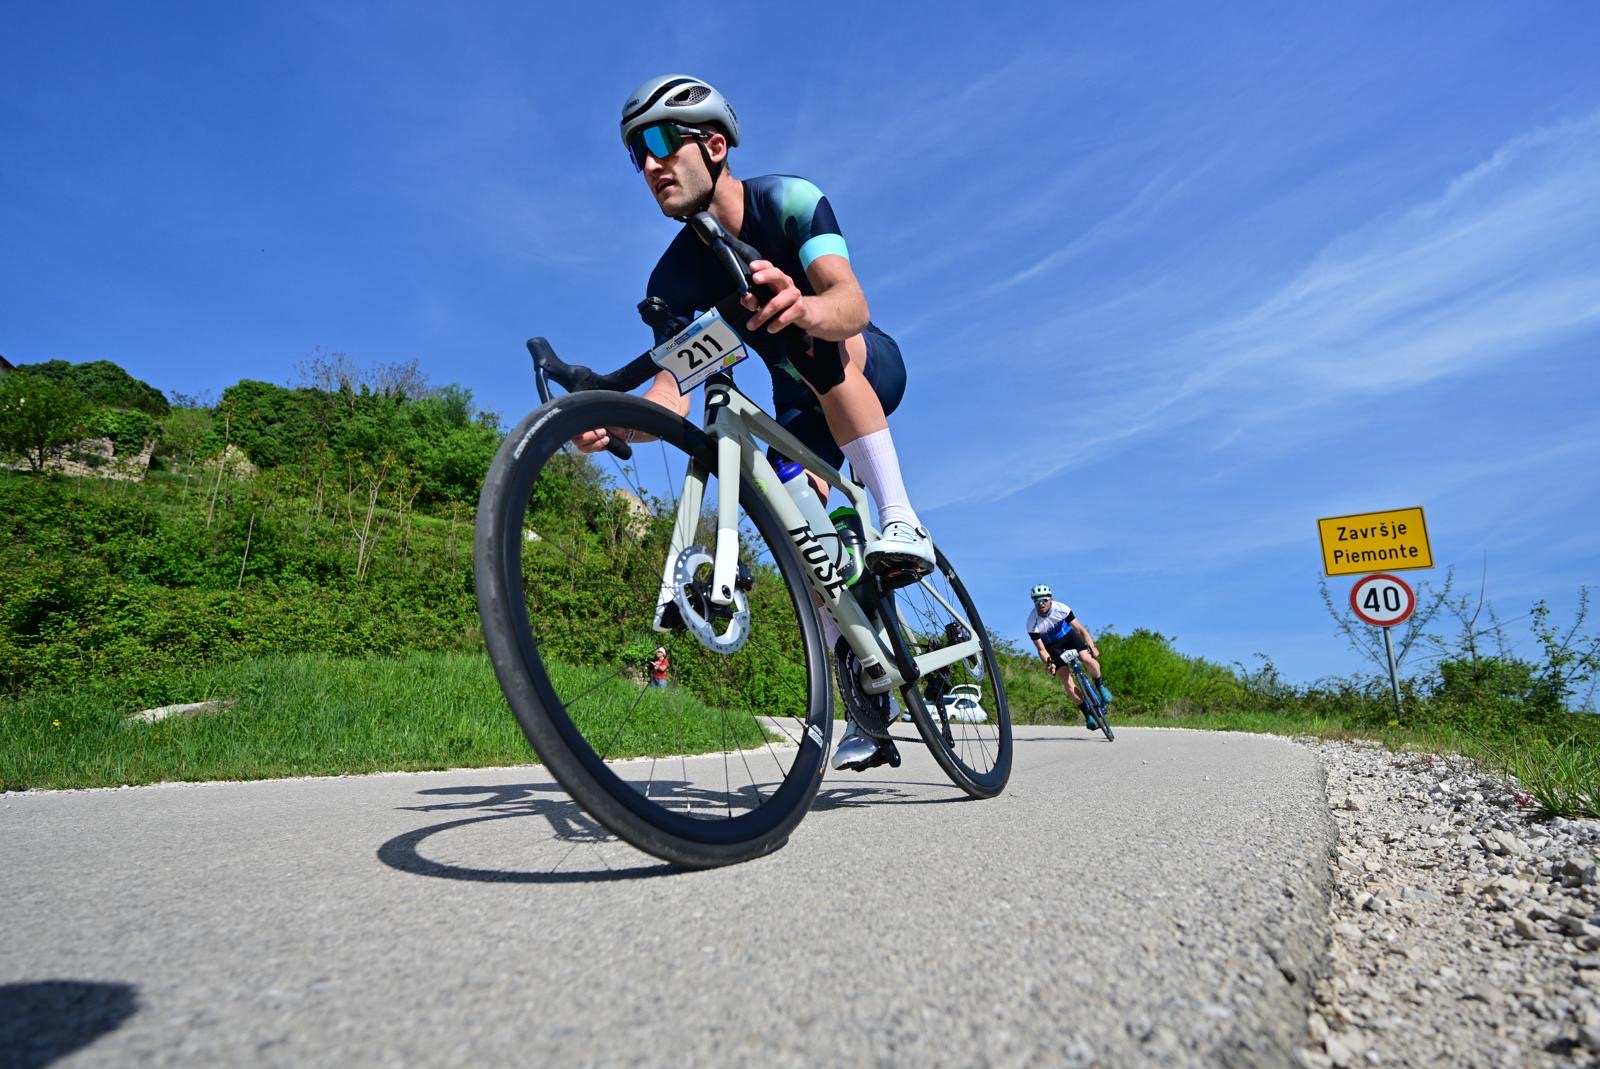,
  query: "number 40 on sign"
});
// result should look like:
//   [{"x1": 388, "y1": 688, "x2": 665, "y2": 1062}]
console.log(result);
[{"x1": 1349, "y1": 573, "x2": 1416, "y2": 628}]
